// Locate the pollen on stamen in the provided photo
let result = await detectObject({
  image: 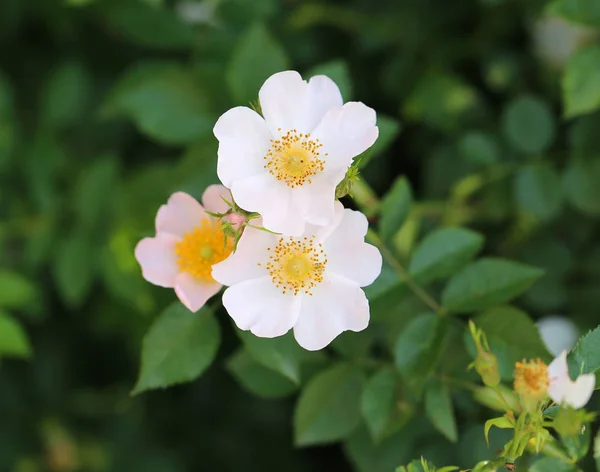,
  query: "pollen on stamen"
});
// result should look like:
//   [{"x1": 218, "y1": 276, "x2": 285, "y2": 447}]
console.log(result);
[
  {"x1": 264, "y1": 129, "x2": 327, "y2": 188},
  {"x1": 258, "y1": 235, "x2": 328, "y2": 296},
  {"x1": 514, "y1": 358, "x2": 549, "y2": 401}
]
